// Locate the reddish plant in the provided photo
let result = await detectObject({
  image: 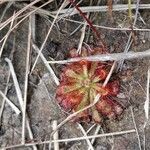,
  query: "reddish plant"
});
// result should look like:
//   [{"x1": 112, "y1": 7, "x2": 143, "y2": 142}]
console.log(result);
[{"x1": 56, "y1": 45, "x2": 123, "y2": 123}]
